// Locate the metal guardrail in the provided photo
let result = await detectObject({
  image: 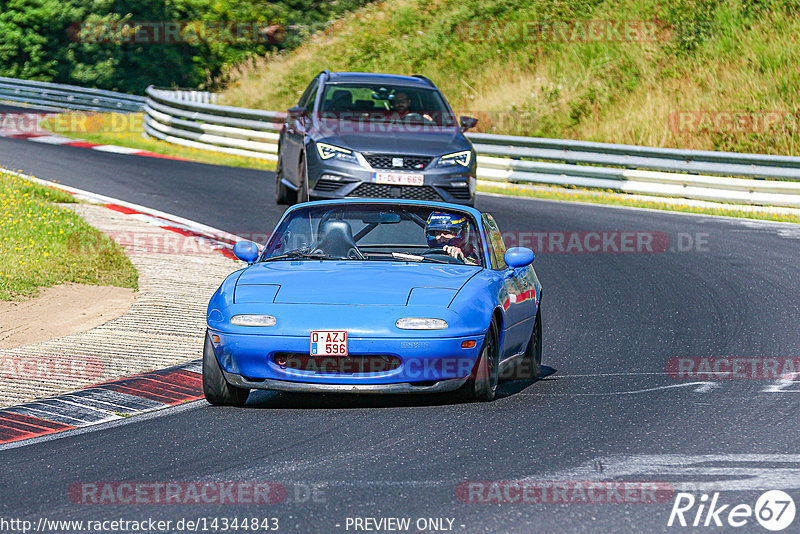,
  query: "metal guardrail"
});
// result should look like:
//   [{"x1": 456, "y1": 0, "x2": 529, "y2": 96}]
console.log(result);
[
  {"x1": 0, "y1": 77, "x2": 145, "y2": 112},
  {"x1": 3, "y1": 77, "x2": 789, "y2": 208},
  {"x1": 143, "y1": 86, "x2": 281, "y2": 160},
  {"x1": 142, "y1": 87, "x2": 800, "y2": 208}
]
